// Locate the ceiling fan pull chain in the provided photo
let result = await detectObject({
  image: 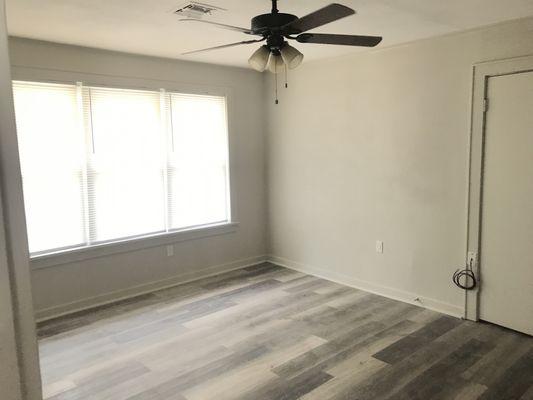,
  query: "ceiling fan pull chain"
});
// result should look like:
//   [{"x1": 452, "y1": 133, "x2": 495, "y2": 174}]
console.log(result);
[
  {"x1": 284, "y1": 63, "x2": 288, "y2": 88},
  {"x1": 275, "y1": 69, "x2": 279, "y2": 105}
]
